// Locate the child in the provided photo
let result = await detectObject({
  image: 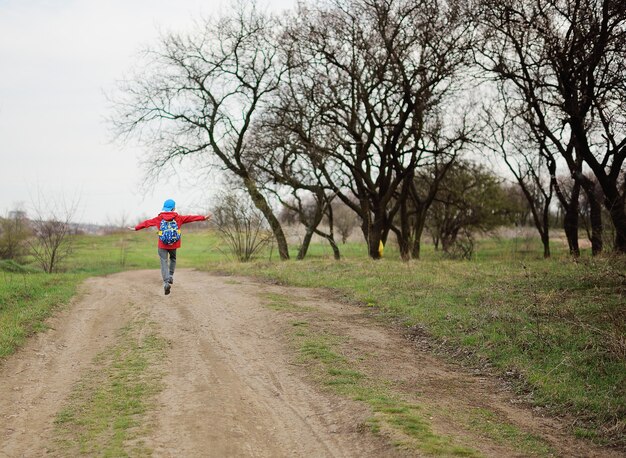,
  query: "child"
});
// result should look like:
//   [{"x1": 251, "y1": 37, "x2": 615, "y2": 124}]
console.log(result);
[{"x1": 130, "y1": 199, "x2": 211, "y2": 295}]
